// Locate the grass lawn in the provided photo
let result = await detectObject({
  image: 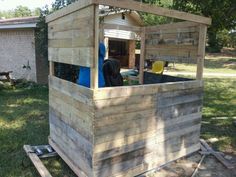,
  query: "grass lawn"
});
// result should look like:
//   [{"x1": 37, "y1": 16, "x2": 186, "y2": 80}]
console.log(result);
[
  {"x1": 0, "y1": 77, "x2": 235, "y2": 176},
  {"x1": 0, "y1": 82, "x2": 76, "y2": 177},
  {"x1": 167, "y1": 54, "x2": 236, "y2": 74}
]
